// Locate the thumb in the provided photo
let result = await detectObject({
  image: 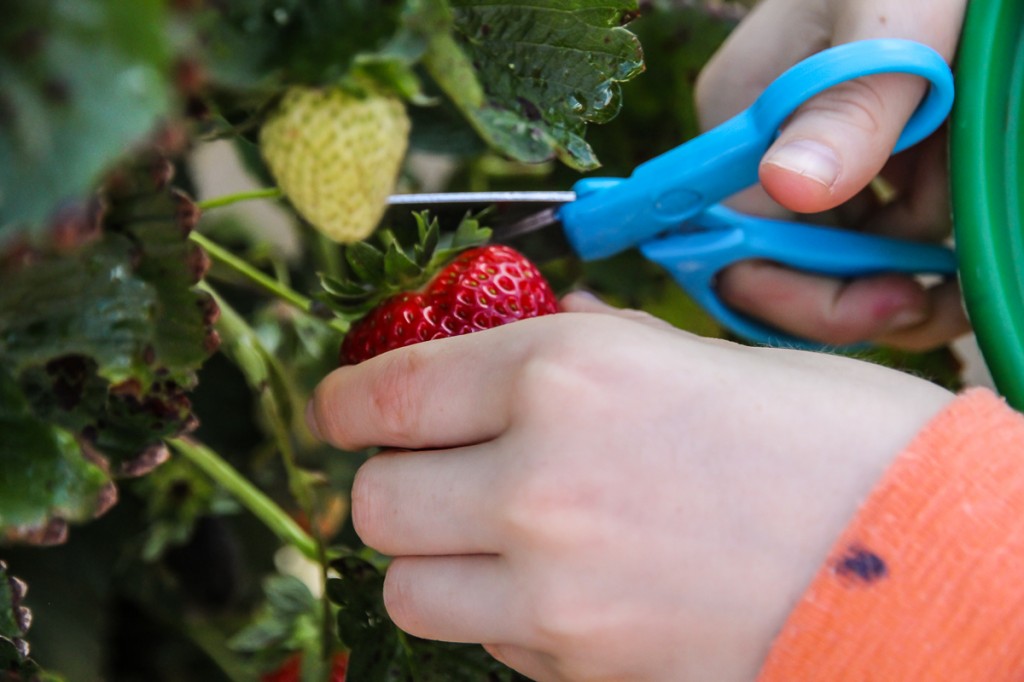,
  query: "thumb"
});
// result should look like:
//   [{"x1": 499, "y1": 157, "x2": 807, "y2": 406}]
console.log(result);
[{"x1": 758, "y1": 71, "x2": 927, "y2": 214}]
